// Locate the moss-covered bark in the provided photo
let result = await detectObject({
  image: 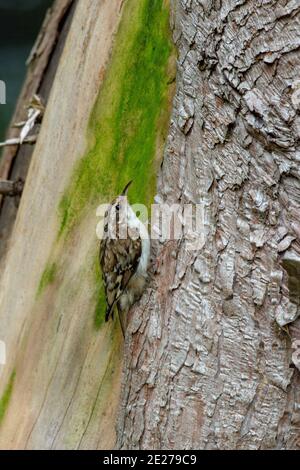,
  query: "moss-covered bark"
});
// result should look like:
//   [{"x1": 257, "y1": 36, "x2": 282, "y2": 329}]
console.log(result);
[
  {"x1": 59, "y1": 0, "x2": 176, "y2": 237},
  {"x1": 41, "y1": 0, "x2": 176, "y2": 330},
  {"x1": 0, "y1": 371, "x2": 15, "y2": 425}
]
